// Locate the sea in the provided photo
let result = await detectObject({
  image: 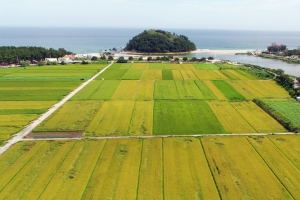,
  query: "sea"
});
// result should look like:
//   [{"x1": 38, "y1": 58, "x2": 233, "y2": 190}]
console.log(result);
[{"x1": 1, "y1": 27, "x2": 300, "y2": 76}]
